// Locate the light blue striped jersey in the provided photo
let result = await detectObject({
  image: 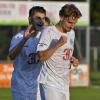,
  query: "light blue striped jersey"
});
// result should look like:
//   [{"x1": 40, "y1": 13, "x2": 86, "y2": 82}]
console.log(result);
[{"x1": 9, "y1": 30, "x2": 42, "y2": 94}]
